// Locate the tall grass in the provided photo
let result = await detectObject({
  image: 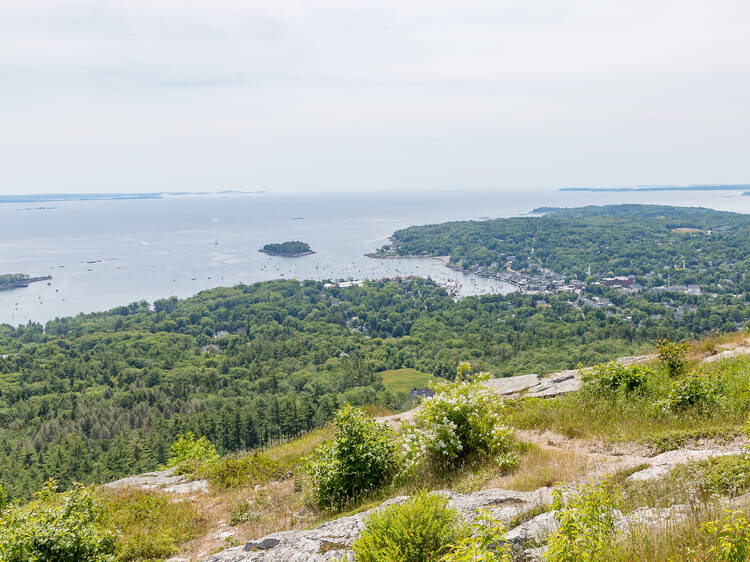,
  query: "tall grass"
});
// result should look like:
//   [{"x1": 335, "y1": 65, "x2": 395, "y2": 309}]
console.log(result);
[
  {"x1": 101, "y1": 488, "x2": 207, "y2": 562},
  {"x1": 506, "y1": 356, "x2": 750, "y2": 445}
]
